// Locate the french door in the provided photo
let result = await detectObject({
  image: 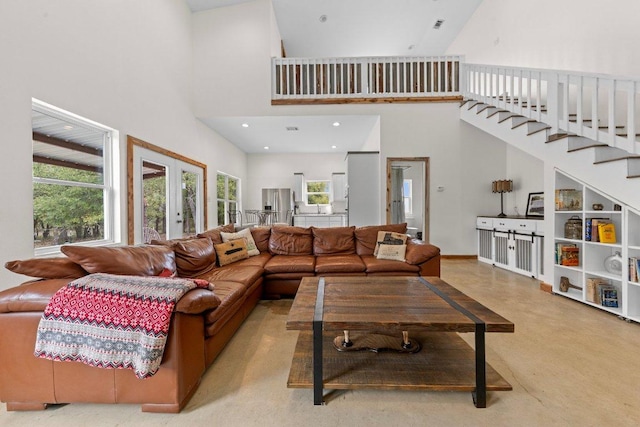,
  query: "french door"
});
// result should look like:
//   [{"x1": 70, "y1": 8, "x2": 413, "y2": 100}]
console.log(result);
[{"x1": 131, "y1": 144, "x2": 205, "y2": 244}]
